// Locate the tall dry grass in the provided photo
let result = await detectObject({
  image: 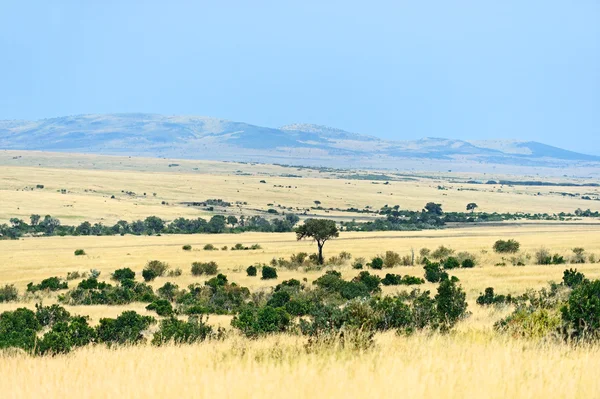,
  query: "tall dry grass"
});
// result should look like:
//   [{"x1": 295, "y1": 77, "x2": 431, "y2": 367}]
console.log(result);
[{"x1": 1, "y1": 331, "x2": 598, "y2": 399}]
